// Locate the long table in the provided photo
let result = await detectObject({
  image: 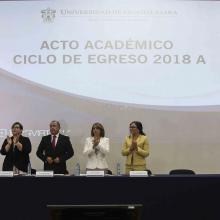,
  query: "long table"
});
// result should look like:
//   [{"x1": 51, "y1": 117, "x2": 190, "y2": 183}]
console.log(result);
[{"x1": 1, "y1": 175, "x2": 220, "y2": 220}]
